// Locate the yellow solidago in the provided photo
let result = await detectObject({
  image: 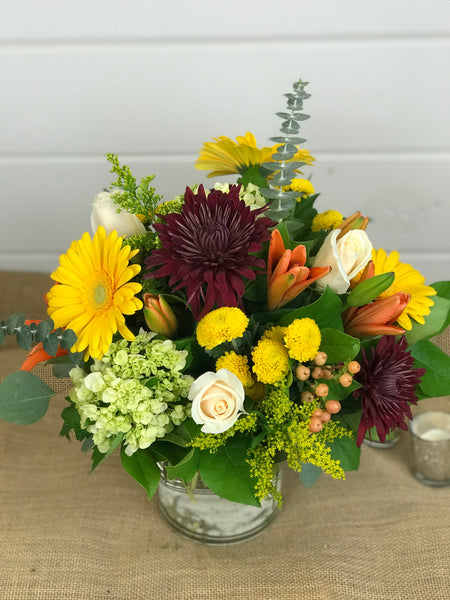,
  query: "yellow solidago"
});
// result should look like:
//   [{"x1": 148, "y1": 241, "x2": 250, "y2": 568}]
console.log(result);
[
  {"x1": 252, "y1": 338, "x2": 290, "y2": 385},
  {"x1": 261, "y1": 388, "x2": 293, "y2": 425},
  {"x1": 284, "y1": 318, "x2": 321, "y2": 362},
  {"x1": 371, "y1": 248, "x2": 436, "y2": 330},
  {"x1": 216, "y1": 352, "x2": 253, "y2": 387},
  {"x1": 285, "y1": 178, "x2": 315, "y2": 199},
  {"x1": 196, "y1": 307, "x2": 249, "y2": 350},
  {"x1": 311, "y1": 210, "x2": 343, "y2": 232},
  {"x1": 191, "y1": 413, "x2": 258, "y2": 453},
  {"x1": 247, "y1": 399, "x2": 350, "y2": 504},
  {"x1": 262, "y1": 325, "x2": 287, "y2": 345}
]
